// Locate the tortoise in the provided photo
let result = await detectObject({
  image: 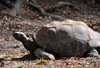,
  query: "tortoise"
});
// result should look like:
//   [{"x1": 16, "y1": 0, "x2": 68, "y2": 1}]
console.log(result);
[{"x1": 13, "y1": 19, "x2": 100, "y2": 60}]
